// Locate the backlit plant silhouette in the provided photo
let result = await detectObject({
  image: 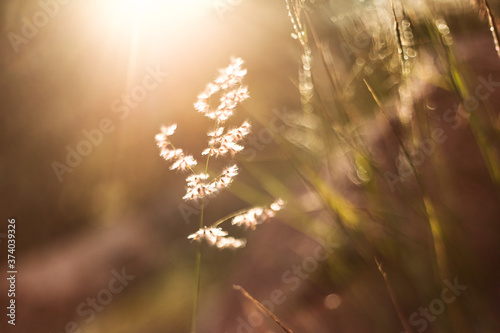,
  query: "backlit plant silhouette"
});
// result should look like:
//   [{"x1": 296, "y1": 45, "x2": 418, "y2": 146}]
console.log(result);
[{"x1": 154, "y1": 57, "x2": 283, "y2": 333}]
